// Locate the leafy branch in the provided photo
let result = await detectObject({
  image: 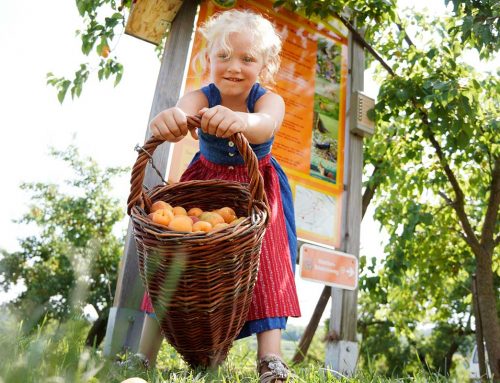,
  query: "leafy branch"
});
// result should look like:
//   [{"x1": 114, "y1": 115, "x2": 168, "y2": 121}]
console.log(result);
[{"x1": 47, "y1": 0, "x2": 128, "y2": 103}]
